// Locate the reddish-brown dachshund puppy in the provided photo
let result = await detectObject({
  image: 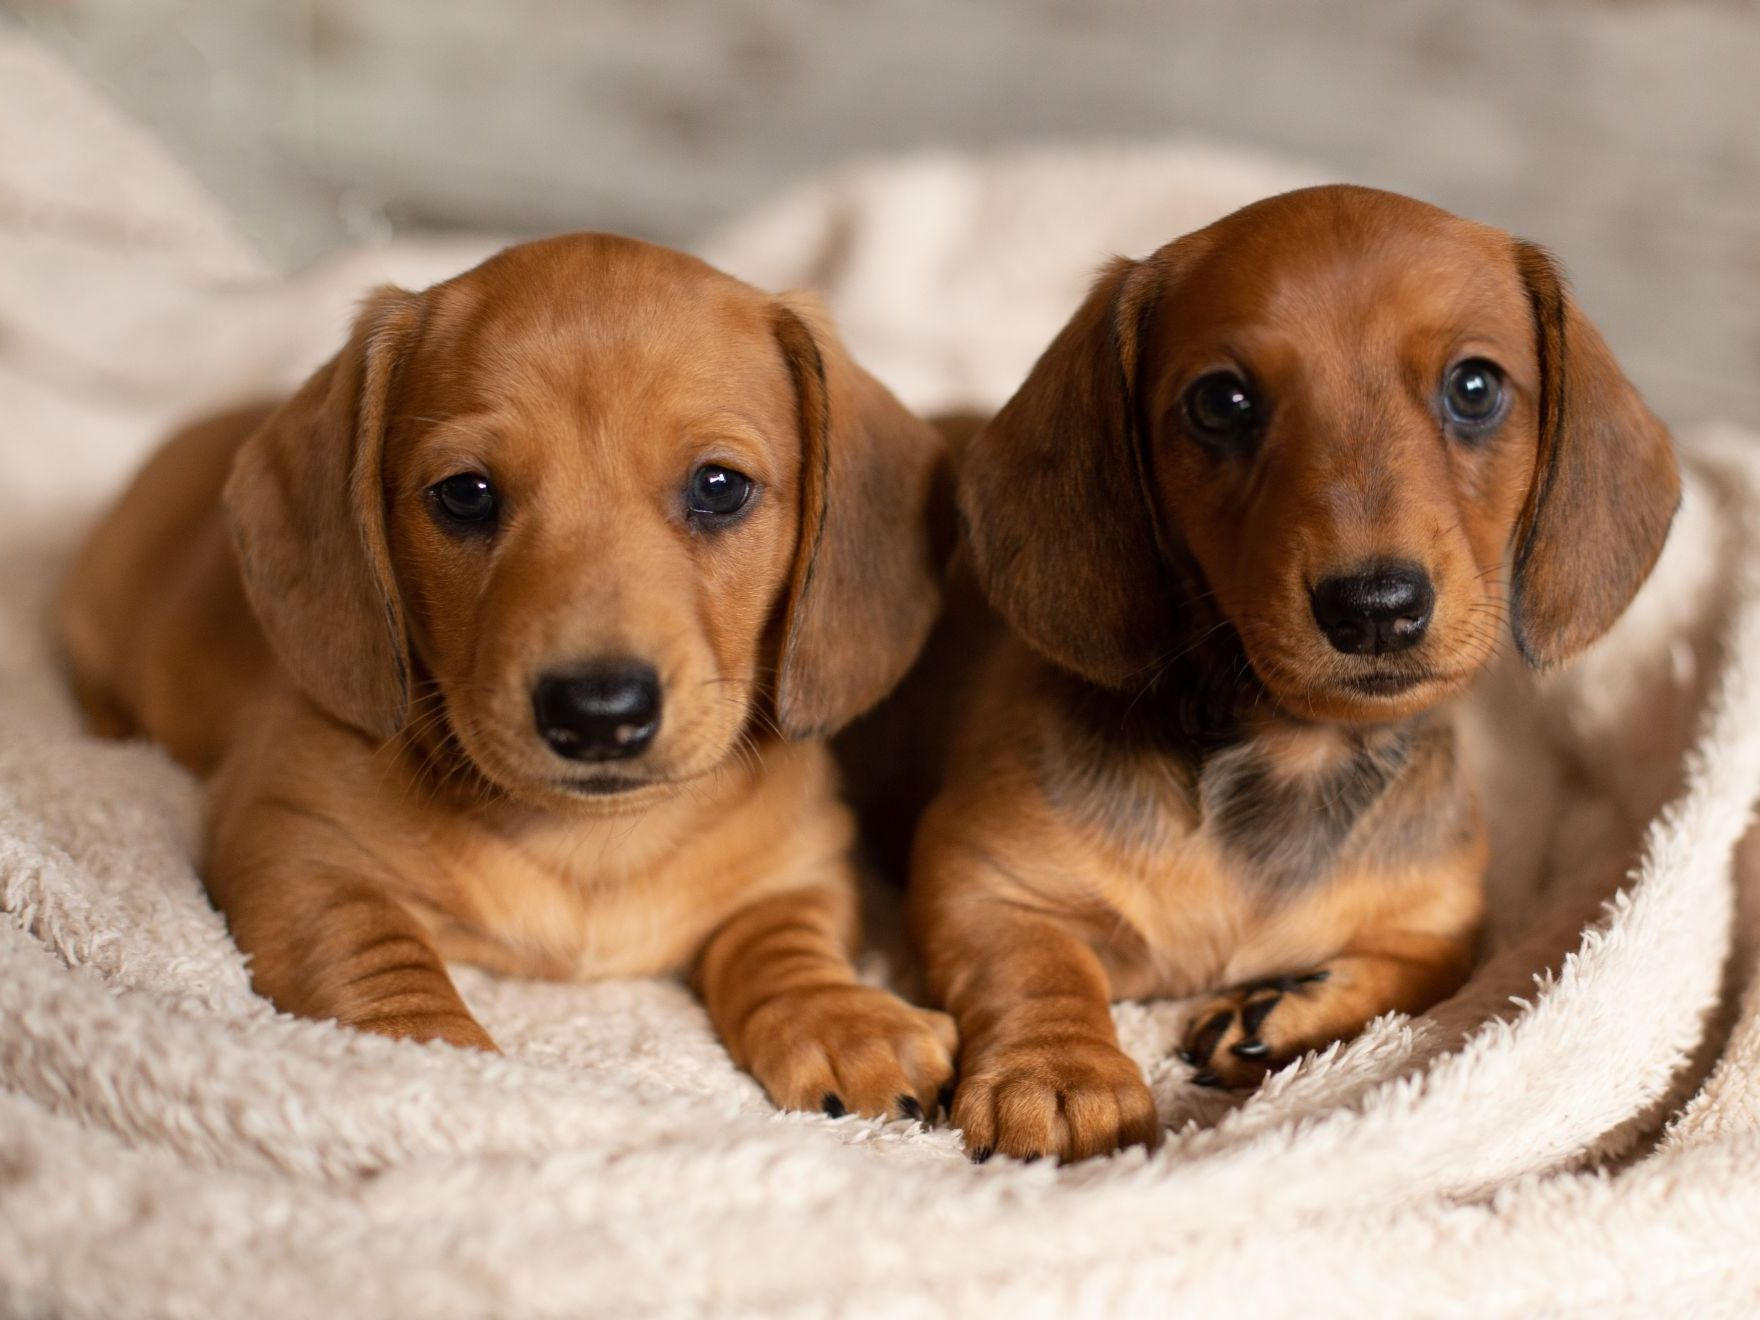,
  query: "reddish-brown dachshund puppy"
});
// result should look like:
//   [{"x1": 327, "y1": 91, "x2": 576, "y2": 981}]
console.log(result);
[
  {"x1": 59, "y1": 234, "x2": 958, "y2": 1120},
  {"x1": 907, "y1": 185, "x2": 1679, "y2": 1162}
]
